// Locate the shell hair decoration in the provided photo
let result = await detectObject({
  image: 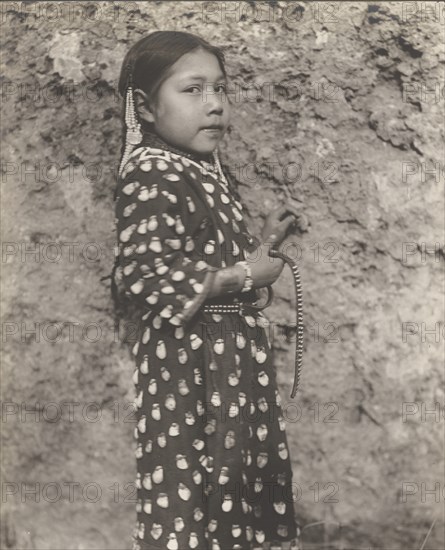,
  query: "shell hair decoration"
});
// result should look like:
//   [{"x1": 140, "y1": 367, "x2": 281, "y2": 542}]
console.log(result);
[{"x1": 118, "y1": 62, "x2": 143, "y2": 178}]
